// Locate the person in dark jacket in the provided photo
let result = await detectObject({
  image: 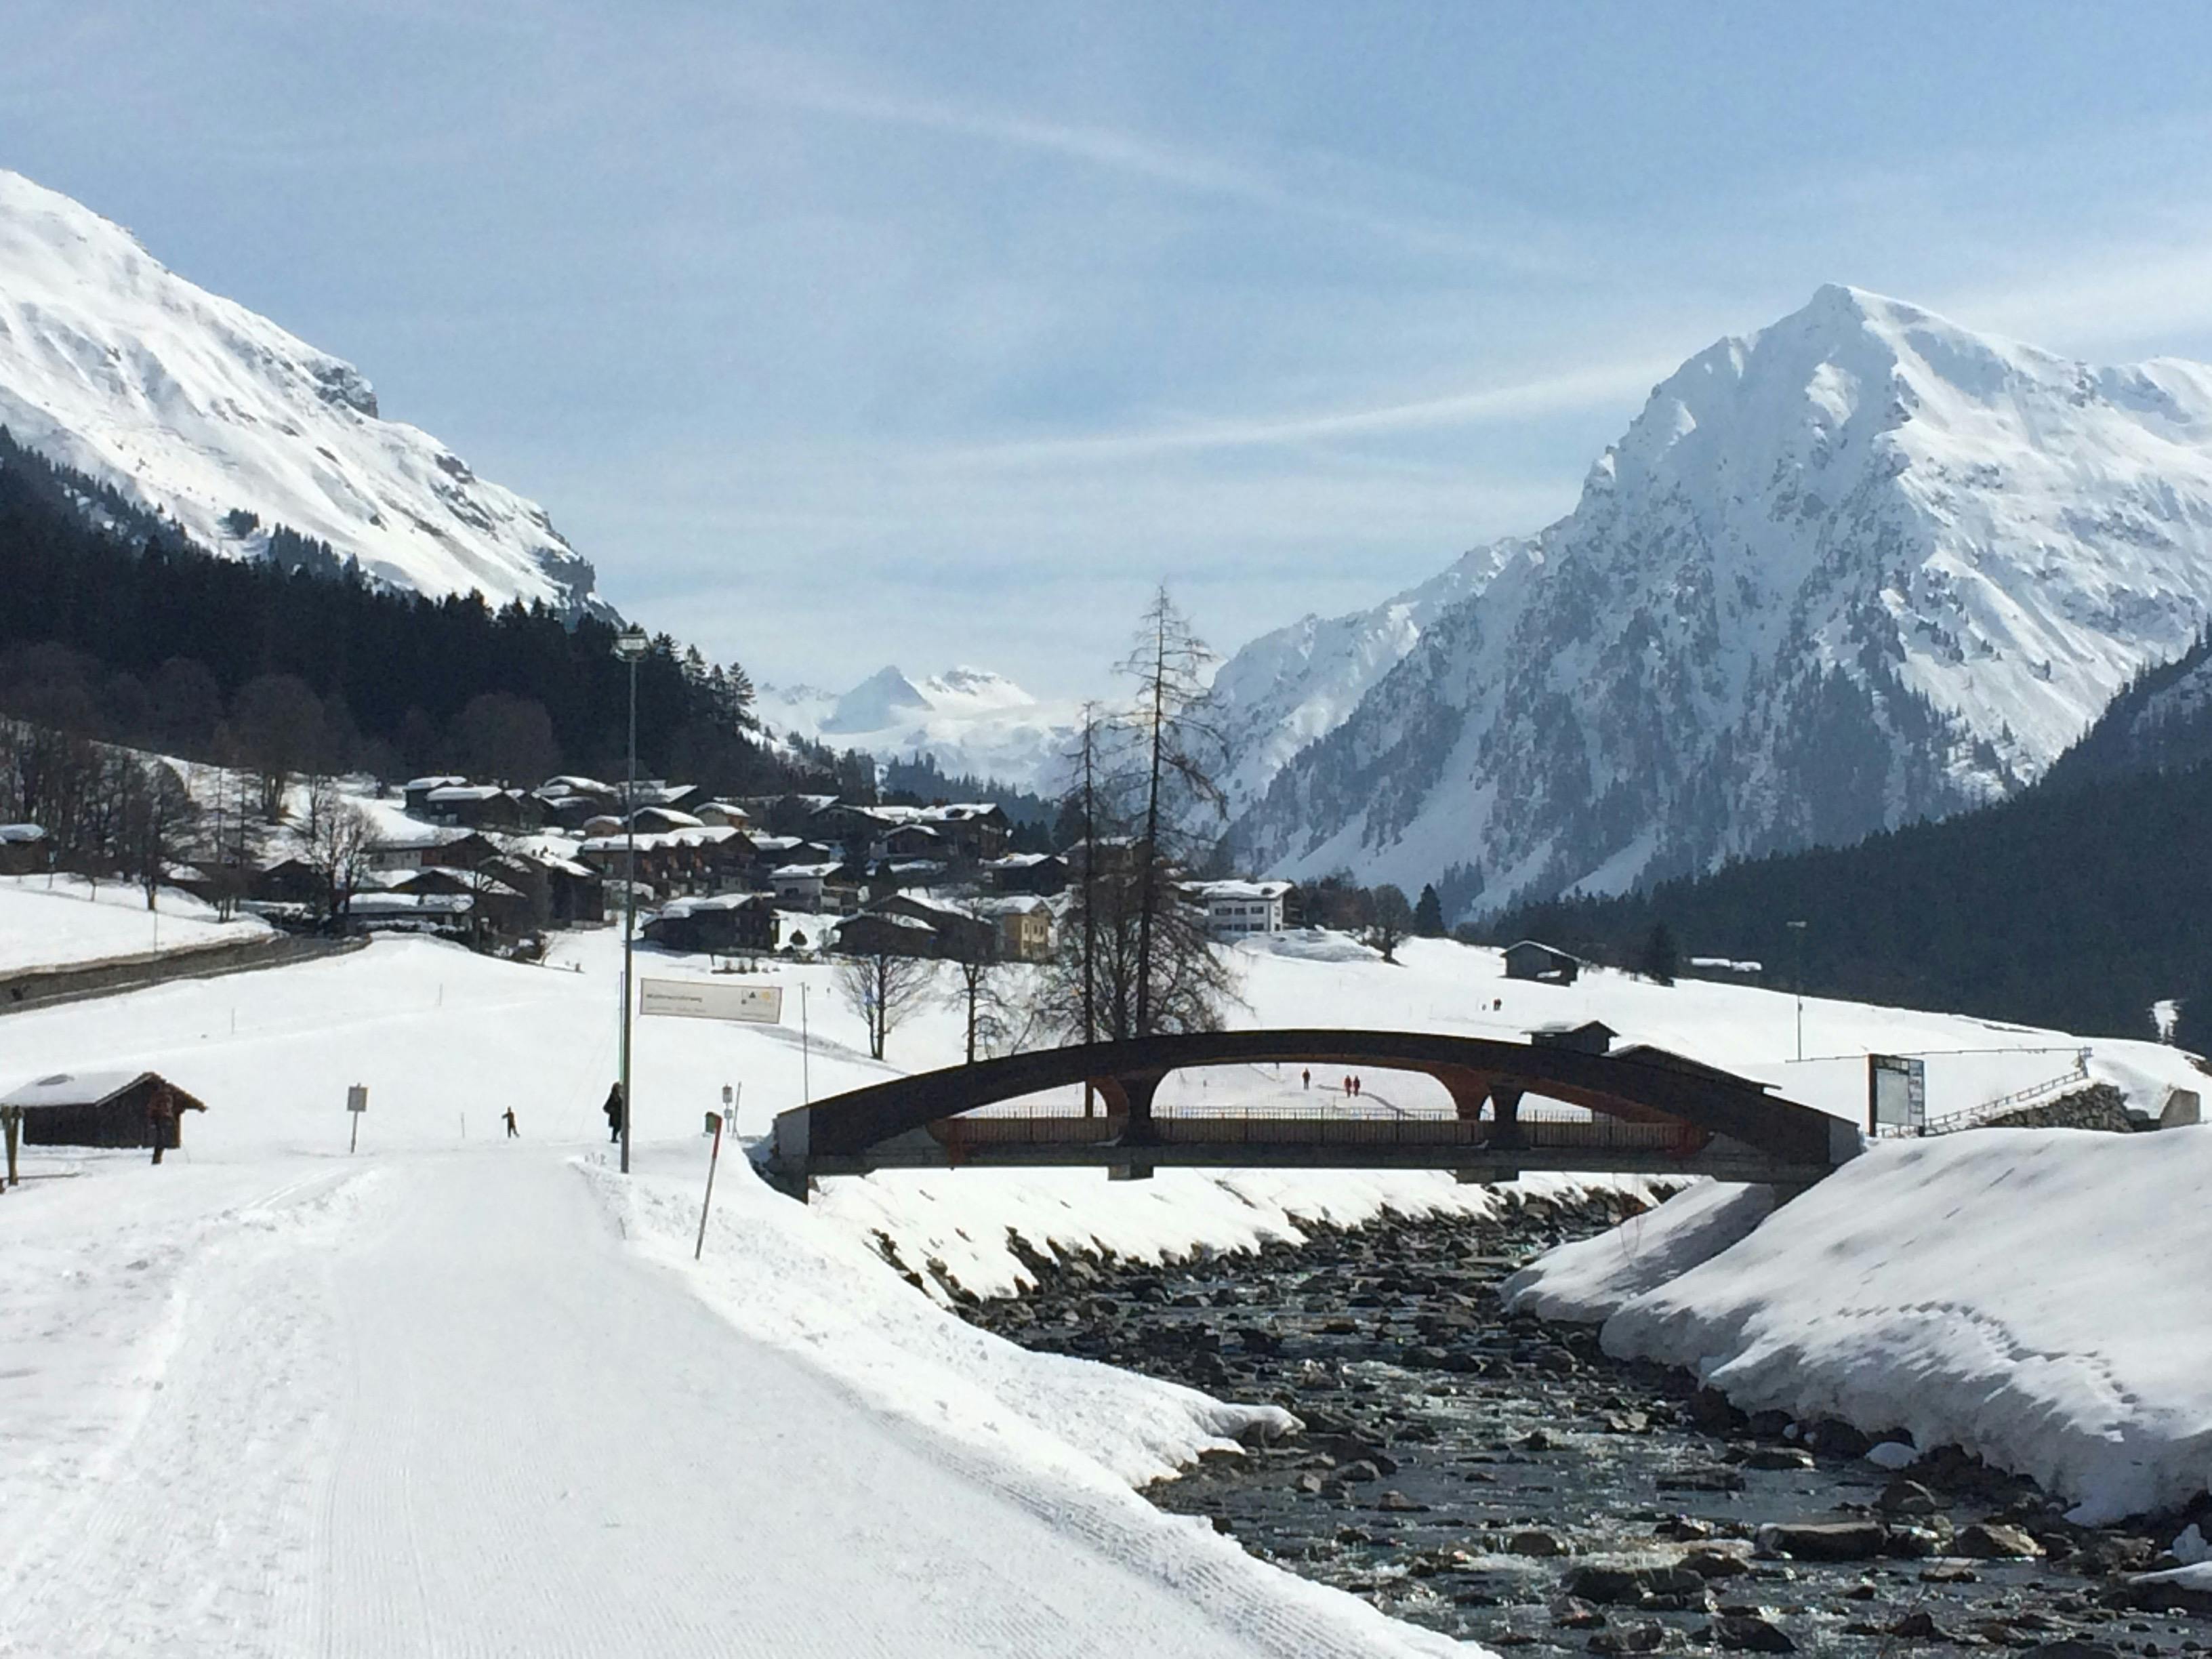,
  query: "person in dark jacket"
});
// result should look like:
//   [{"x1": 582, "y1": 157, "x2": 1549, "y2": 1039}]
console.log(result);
[
  {"x1": 147, "y1": 1082, "x2": 177, "y2": 1166},
  {"x1": 502, "y1": 1107, "x2": 518, "y2": 1139},
  {"x1": 602, "y1": 1083, "x2": 625, "y2": 1144}
]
